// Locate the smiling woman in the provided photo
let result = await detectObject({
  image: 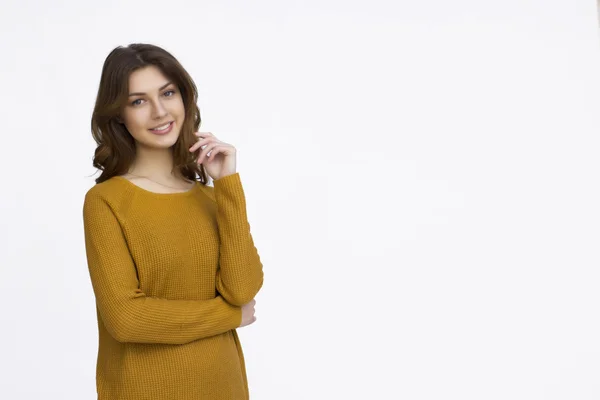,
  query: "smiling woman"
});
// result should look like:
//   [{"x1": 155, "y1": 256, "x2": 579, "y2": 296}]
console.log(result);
[
  {"x1": 121, "y1": 68, "x2": 184, "y2": 144},
  {"x1": 83, "y1": 44, "x2": 264, "y2": 400},
  {"x1": 91, "y1": 44, "x2": 207, "y2": 186}
]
